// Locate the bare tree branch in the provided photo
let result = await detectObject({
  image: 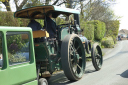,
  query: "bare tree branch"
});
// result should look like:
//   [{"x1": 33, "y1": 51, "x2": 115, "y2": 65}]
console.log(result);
[
  {"x1": 57, "y1": 1, "x2": 67, "y2": 6},
  {"x1": 18, "y1": 0, "x2": 28, "y2": 10},
  {"x1": 14, "y1": 0, "x2": 18, "y2": 10},
  {"x1": 31, "y1": 0, "x2": 38, "y2": 6},
  {"x1": 52, "y1": 0, "x2": 59, "y2": 5},
  {"x1": 2, "y1": 0, "x2": 11, "y2": 11}
]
